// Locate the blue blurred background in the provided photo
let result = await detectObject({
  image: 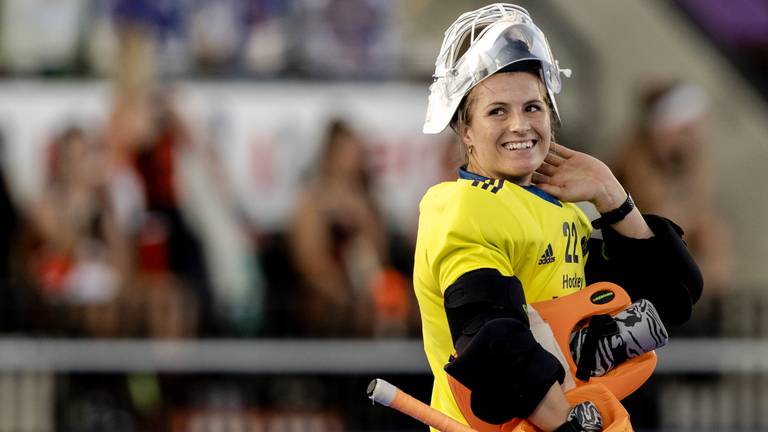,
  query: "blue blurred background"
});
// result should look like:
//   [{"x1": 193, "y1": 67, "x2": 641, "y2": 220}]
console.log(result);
[{"x1": 0, "y1": 0, "x2": 767, "y2": 431}]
